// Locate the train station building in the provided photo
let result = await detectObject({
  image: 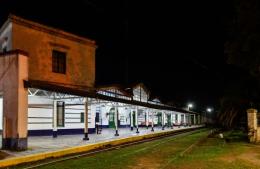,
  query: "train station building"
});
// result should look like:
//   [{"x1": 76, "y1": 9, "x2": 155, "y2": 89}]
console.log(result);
[{"x1": 0, "y1": 14, "x2": 202, "y2": 151}]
